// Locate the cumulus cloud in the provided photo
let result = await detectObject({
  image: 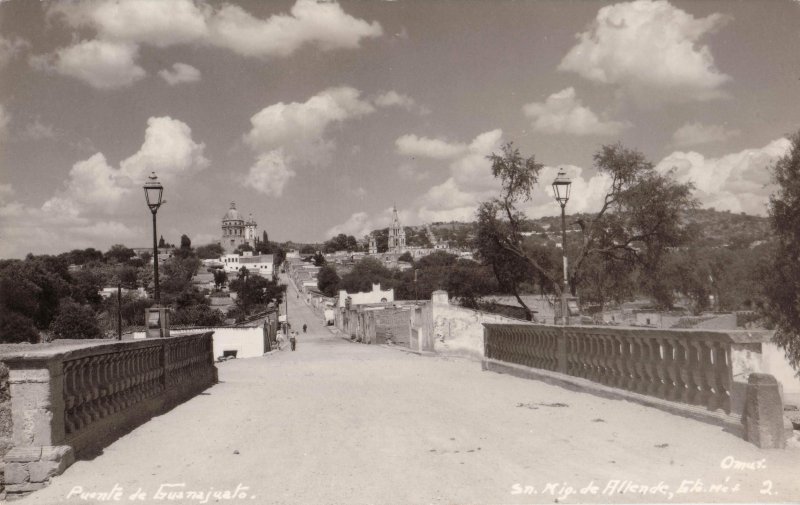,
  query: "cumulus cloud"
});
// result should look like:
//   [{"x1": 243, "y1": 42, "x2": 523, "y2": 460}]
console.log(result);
[
  {"x1": 208, "y1": 0, "x2": 382, "y2": 57},
  {"x1": 522, "y1": 87, "x2": 628, "y2": 136},
  {"x1": 0, "y1": 104, "x2": 9, "y2": 141},
  {"x1": 559, "y1": 0, "x2": 730, "y2": 103},
  {"x1": 159, "y1": 63, "x2": 201, "y2": 85},
  {"x1": 395, "y1": 134, "x2": 467, "y2": 160},
  {"x1": 44, "y1": 116, "x2": 208, "y2": 214},
  {"x1": 39, "y1": 0, "x2": 381, "y2": 88},
  {"x1": 374, "y1": 91, "x2": 430, "y2": 115},
  {"x1": 0, "y1": 35, "x2": 29, "y2": 68},
  {"x1": 242, "y1": 86, "x2": 374, "y2": 195},
  {"x1": 243, "y1": 150, "x2": 297, "y2": 197},
  {"x1": 48, "y1": 0, "x2": 210, "y2": 47},
  {"x1": 655, "y1": 138, "x2": 791, "y2": 215},
  {"x1": 671, "y1": 121, "x2": 740, "y2": 147},
  {"x1": 397, "y1": 162, "x2": 430, "y2": 181},
  {"x1": 18, "y1": 119, "x2": 56, "y2": 141},
  {"x1": 31, "y1": 39, "x2": 145, "y2": 89}
]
